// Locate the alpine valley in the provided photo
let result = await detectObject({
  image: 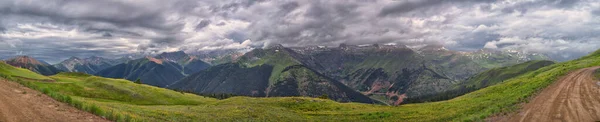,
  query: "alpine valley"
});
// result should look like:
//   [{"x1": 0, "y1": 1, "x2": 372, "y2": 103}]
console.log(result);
[
  {"x1": 1, "y1": 44, "x2": 550, "y2": 106},
  {"x1": 1, "y1": 44, "x2": 551, "y2": 105}
]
